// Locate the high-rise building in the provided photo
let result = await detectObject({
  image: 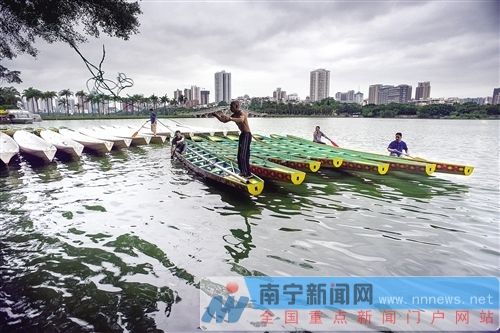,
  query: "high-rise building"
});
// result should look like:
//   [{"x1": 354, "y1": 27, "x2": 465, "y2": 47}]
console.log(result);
[
  {"x1": 273, "y1": 88, "x2": 287, "y2": 102},
  {"x1": 183, "y1": 88, "x2": 192, "y2": 102},
  {"x1": 369, "y1": 84, "x2": 412, "y2": 105},
  {"x1": 354, "y1": 92, "x2": 364, "y2": 105},
  {"x1": 174, "y1": 89, "x2": 183, "y2": 103},
  {"x1": 310, "y1": 69, "x2": 330, "y2": 102},
  {"x1": 492, "y1": 88, "x2": 500, "y2": 105},
  {"x1": 200, "y1": 90, "x2": 210, "y2": 105},
  {"x1": 214, "y1": 70, "x2": 231, "y2": 104},
  {"x1": 368, "y1": 84, "x2": 382, "y2": 104},
  {"x1": 335, "y1": 90, "x2": 355, "y2": 103},
  {"x1": 190, "y1": 85, "x2": 201, "y2": 105},
  {"x1": 415, "y1": 81, "x2": 431, "y2": 100}
]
